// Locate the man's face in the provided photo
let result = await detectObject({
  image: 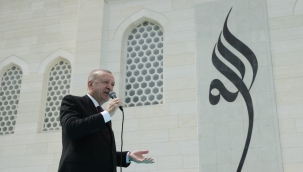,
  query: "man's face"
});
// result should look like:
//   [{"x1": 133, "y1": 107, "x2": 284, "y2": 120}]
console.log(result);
[{"x1": 89, "y1": 71, "x2": 115, "y2": 104}]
